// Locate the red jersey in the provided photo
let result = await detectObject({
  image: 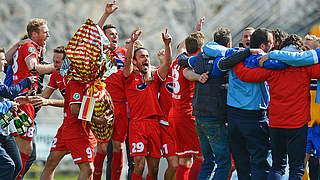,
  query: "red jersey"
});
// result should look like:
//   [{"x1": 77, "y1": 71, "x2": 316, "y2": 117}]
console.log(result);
[
  {"x1": 62, "y1": 80, "x2": 96, "y2": 140},
  {"x1": 234, "y1": 62, "x2": 320, "y2": 128},
  {"x1": 159, "y1": 66, "x2": 173, "y2": 120},
  {"x1": 169, "y1": 60, "x2": 194, "y2": 117},
  {"x1": 125, "y1": 71, "x2": 164, "y2": 121},
  {"x1": 47, "y1": 69, "x2": 68, "y2": 97},
  {"x1": 105, "y1": 46, "x2": 127, "y2": 102},
  {"x1": 12, "y1": 41, "x2": 40, "y2": 93},
  {"x1": 12, "y1": 41, "x2": 40, "y2": 121}
]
